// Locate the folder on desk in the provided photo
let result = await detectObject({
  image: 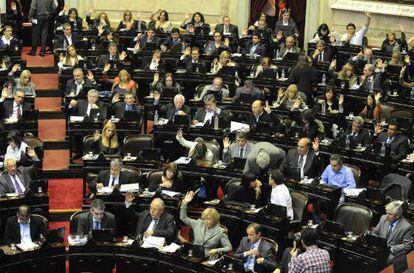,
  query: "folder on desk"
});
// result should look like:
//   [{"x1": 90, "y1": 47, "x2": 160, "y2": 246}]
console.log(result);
[
  {"x1": 230, "y1": 121, "x2": 249, "y2": 132},
  {"x1": 92, "y1": 228, "x2": 114, "y2": 243},
  {"x1": 46, "y1": 227, "x2": 65, "y2": 245},
  {"x1": 120, "y1": 183, "x2": 139, "y2": 193}
]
